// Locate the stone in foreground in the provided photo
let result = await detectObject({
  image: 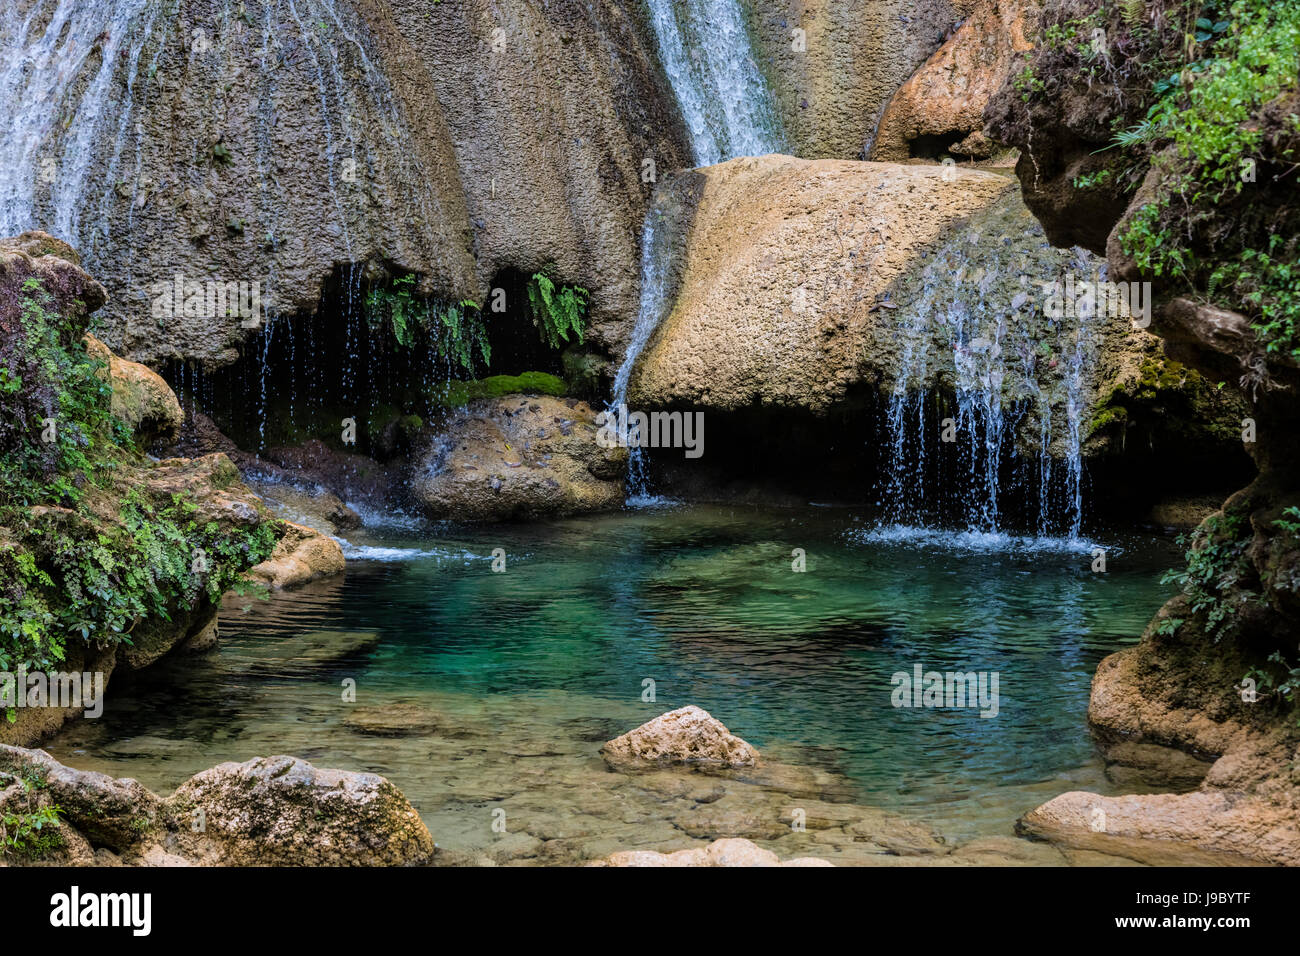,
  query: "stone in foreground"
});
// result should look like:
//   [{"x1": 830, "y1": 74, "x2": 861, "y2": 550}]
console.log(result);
[{"x1": 601, "y1": 706, "x2": 760, "y2": 771}]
